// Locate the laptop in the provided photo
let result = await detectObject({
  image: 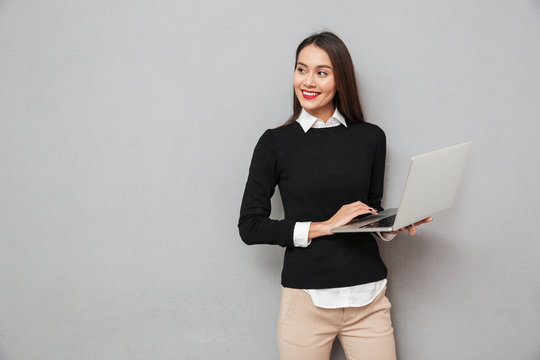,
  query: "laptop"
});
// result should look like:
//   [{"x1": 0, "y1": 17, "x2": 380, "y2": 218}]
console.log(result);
[{"x1": 331, "y1": 141, "x2": 472, "y2": 233}]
